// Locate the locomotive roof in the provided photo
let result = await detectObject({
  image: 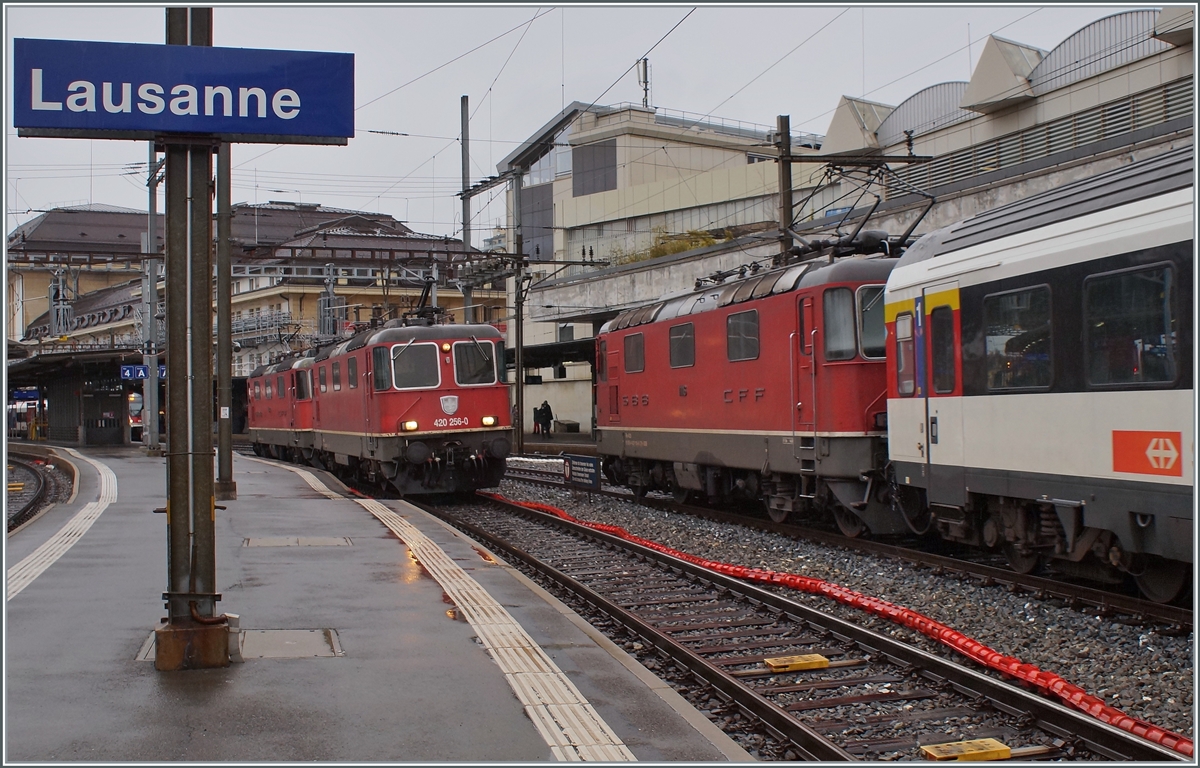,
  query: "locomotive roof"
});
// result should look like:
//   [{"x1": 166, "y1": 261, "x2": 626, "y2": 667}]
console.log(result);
[
  {"x1": 600, "y1": 254, "x2": 897, "y2": 334},
  {"x1": 249, "y1": 356, "x2": 309, "y2": 378},
  {"x1": 897, "y1": 146, "x2": 1194, "y2": 268},
  {"x1": 366, "y1": 323, "x2": 503, "y2": 346}
]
